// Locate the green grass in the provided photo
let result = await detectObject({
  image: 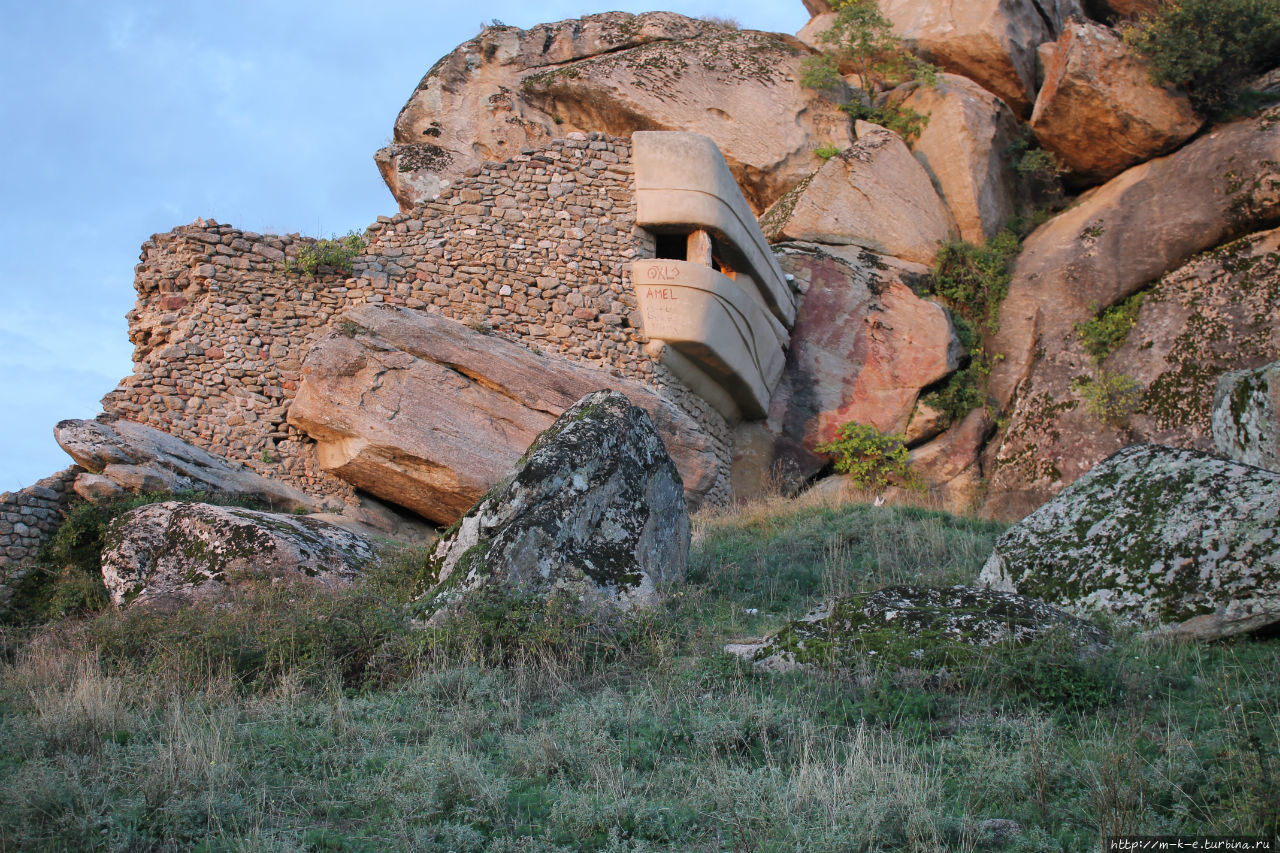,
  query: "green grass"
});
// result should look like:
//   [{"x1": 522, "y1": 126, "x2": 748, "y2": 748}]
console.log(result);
[{"x1": 1, "y1": 495, "x2": 1276, "y2": 850}]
